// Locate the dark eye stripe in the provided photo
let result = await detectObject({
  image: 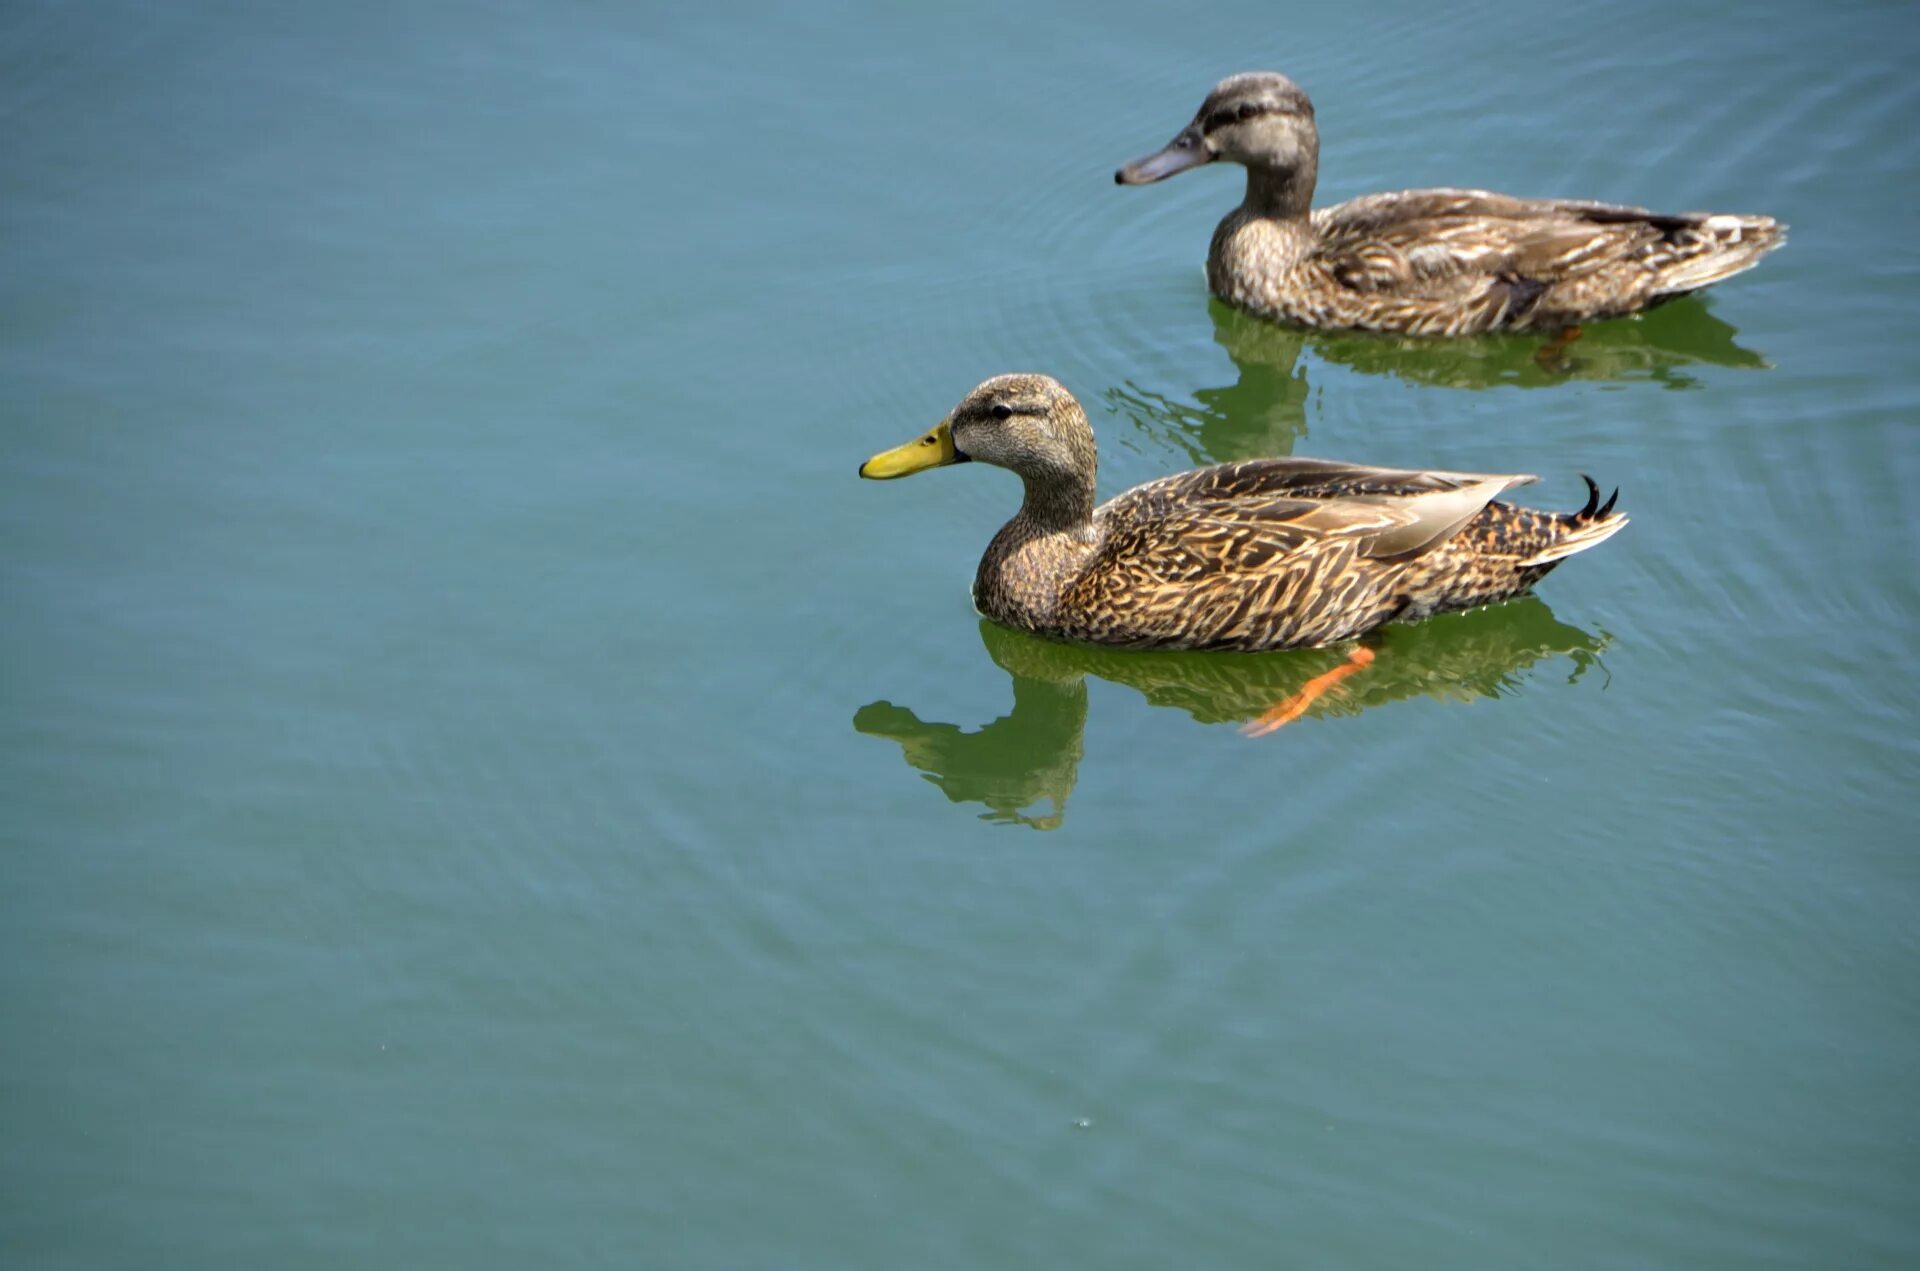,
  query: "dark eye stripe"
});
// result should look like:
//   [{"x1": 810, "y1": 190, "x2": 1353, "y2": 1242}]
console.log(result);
[{"x1": 1203, "y1": 101, "x2": 1286, "y2": 134}]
